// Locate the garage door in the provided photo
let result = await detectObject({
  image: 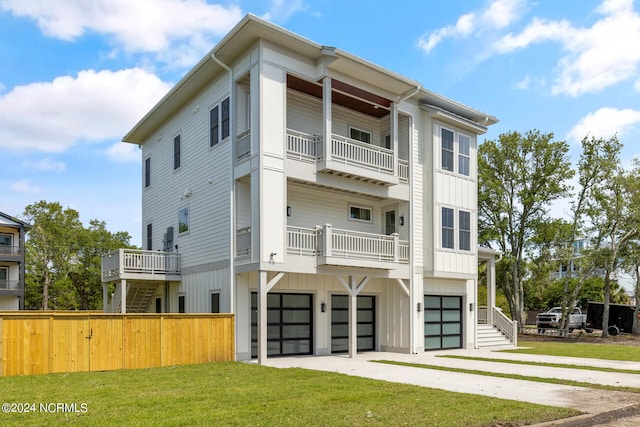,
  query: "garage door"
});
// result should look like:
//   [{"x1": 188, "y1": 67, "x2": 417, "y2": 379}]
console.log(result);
[
  {"x1": 331, "y1": 295, "x2": 375, "y2": 353},
  {"x1": 251, "y1": 292, "x2": 313, "y2": 358},
  {"x1": 424, "y1": 295, "x2": 462, "y2": 350}
]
